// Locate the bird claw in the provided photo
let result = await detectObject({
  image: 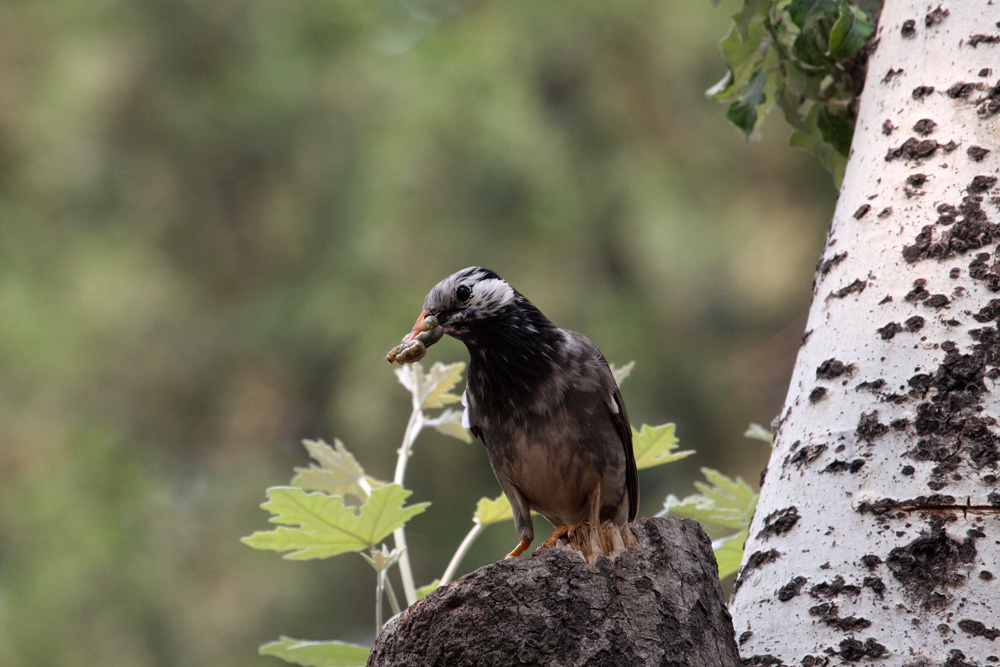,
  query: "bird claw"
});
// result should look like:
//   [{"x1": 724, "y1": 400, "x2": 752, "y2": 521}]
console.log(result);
[
  {"x1": 505, "y1": 537, "x2": 532, "y2": 559},
  {"x1": 538, "y1": 525, "x2": 575, "y2": 550},
  {"x1": 386, "y1": 315, "x2": 443, "y2": 364}
]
